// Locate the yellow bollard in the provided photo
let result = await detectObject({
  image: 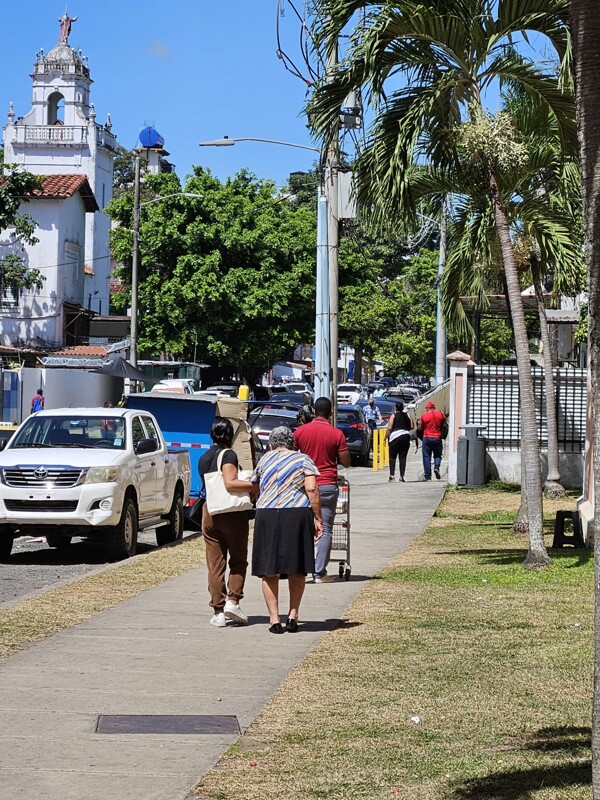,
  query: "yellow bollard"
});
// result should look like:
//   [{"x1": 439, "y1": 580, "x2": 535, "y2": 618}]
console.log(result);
[
  {"x1": 372, "y1": 424, "x2": 379, "y2": 471},
  {"x1": 238, "y1": 385, "x2": 250, "y2": 401},
  {"x1": 382, "y1": 429, "x2": 389, "y2": 468}
]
